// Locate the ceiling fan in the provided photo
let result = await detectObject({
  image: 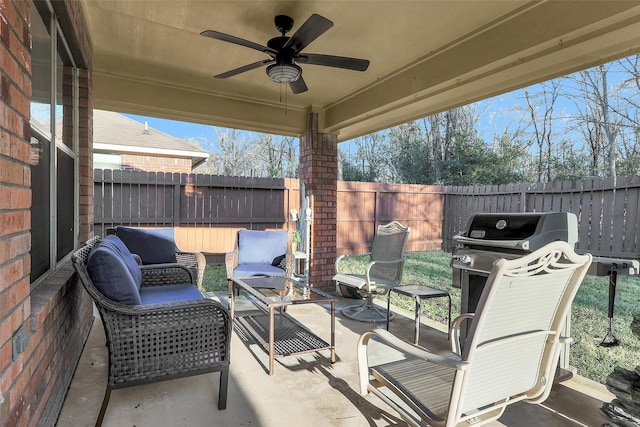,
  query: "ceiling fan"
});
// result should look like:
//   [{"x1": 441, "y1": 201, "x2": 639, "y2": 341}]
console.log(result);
[{"x1": 201, "y1": 14, "x2": 370, "y2": 94}]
